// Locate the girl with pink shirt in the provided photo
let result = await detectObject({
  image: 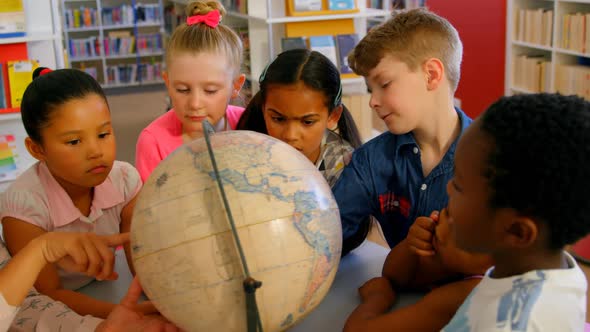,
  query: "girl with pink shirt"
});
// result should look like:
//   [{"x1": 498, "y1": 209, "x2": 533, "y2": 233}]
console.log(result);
[
  {"x1": 135, "y1": 0, "x2": 246, "y2": 183},
  {"x1": 1, "y1": 68, "x2": 142, "y2": 319}
]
